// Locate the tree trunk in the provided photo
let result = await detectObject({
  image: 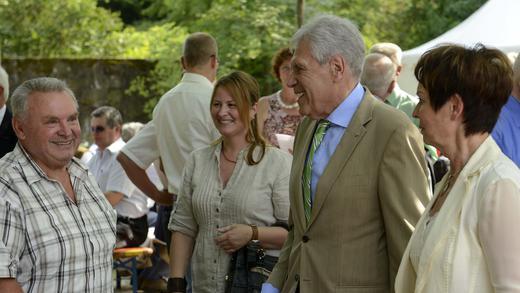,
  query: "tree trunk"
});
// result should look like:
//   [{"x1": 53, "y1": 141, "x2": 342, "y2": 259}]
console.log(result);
[{"x1": 297, "y1": 0, "x2": 304, "y2": 28}]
